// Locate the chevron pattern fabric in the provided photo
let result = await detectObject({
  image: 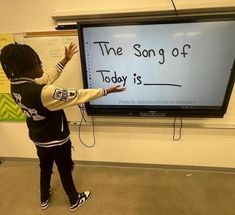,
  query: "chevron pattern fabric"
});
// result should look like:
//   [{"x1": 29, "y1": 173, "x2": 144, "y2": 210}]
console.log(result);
[{"x1": 0, "y1": 94, "x2": 25, "y2": 121}]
